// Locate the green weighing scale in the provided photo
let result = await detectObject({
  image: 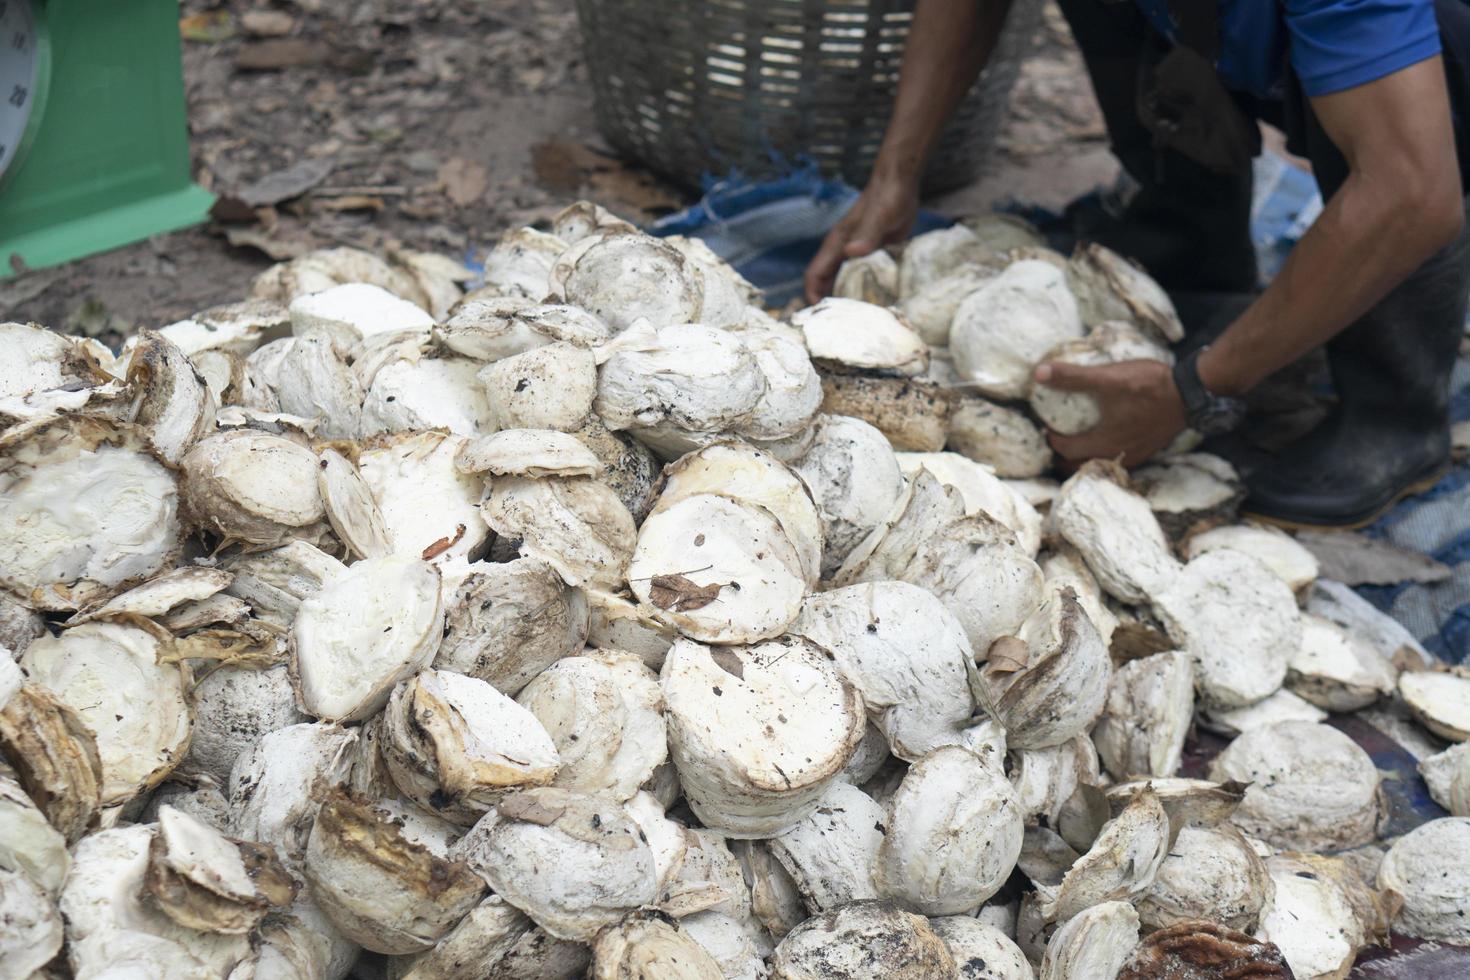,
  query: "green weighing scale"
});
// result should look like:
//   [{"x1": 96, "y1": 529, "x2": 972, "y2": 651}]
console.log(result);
[{"x1": 0, "y1": 0, "x2": 214, "y2": 277}]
